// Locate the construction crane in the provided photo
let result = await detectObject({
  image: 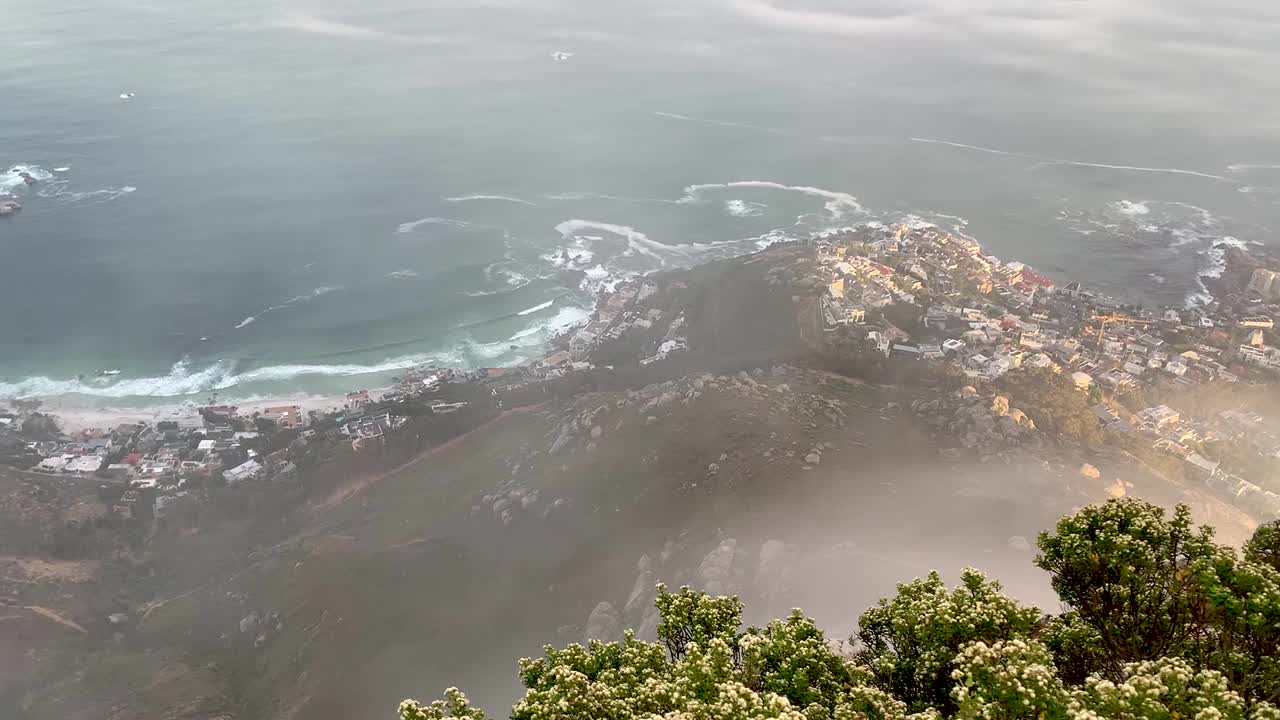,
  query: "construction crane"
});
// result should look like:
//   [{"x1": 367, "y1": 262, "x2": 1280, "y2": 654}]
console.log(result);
[{"x1": 1088, "y1": 312, "x2": 1147, "y2": 352}]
